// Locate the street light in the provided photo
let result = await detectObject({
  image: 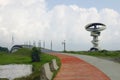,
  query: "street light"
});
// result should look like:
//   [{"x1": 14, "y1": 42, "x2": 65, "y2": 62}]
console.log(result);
[{"x1": 62, "y1": 40, "x2": 66, "y2": 52}]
